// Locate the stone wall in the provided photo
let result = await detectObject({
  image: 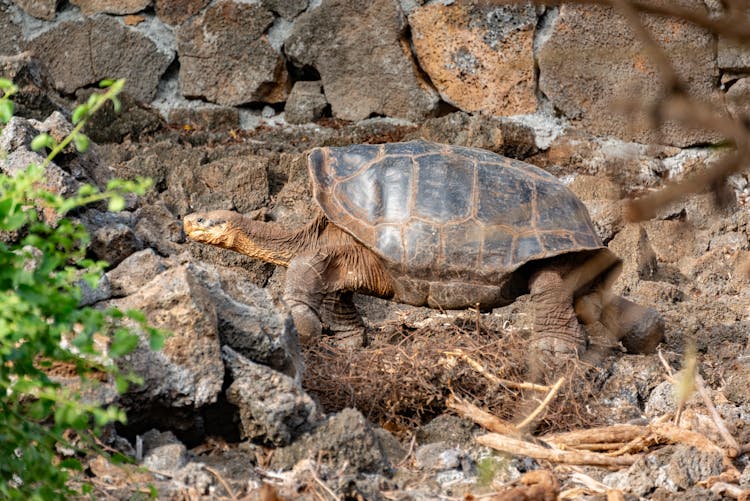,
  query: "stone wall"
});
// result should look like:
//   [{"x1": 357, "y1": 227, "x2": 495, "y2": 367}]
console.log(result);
[{"x1": 1, "y1": 0, "x2": 748, "y2": 147}]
